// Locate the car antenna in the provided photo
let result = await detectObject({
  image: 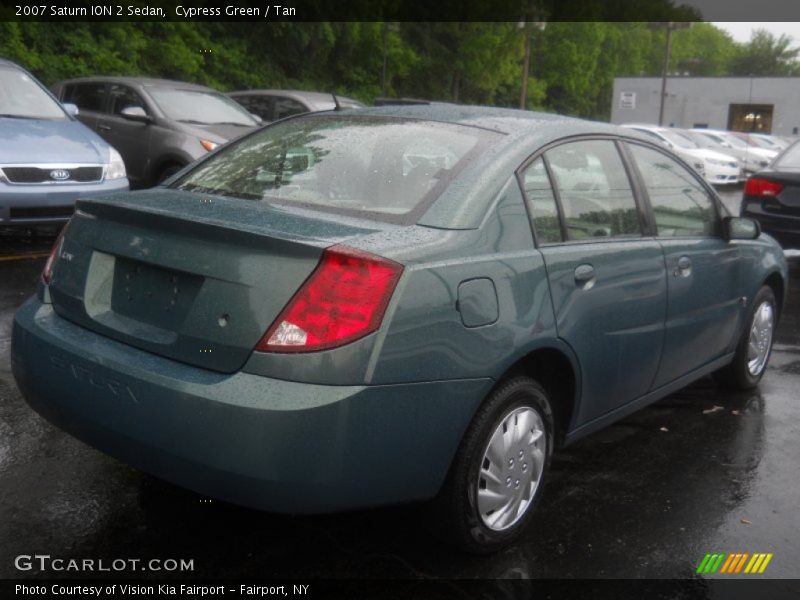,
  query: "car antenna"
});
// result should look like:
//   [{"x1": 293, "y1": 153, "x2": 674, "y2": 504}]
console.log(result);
[{"x1": 331, "y1": 93, "x2": 342, "y2": 111}]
